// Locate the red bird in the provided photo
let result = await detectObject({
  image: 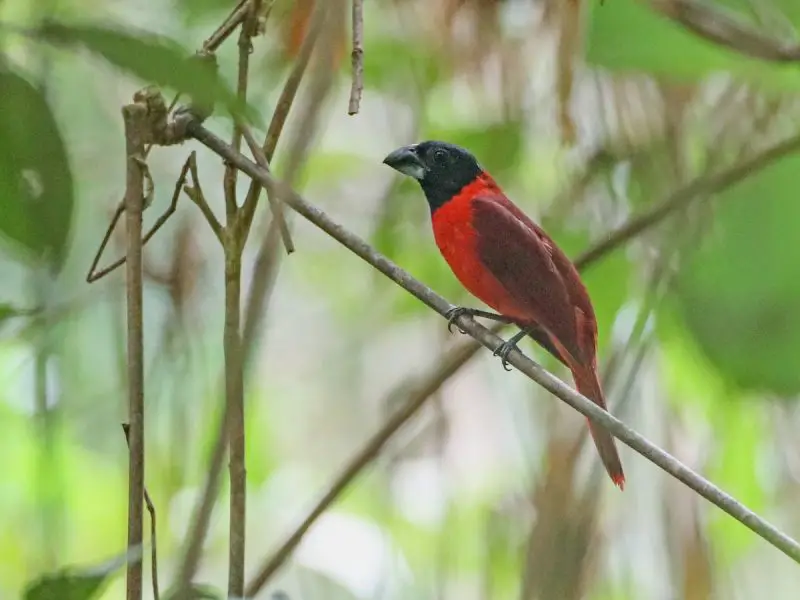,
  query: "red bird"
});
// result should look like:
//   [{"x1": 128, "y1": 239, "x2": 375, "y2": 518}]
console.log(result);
[{"x1": 383, "y1": 141, "x2": 624, "y2": 489}]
